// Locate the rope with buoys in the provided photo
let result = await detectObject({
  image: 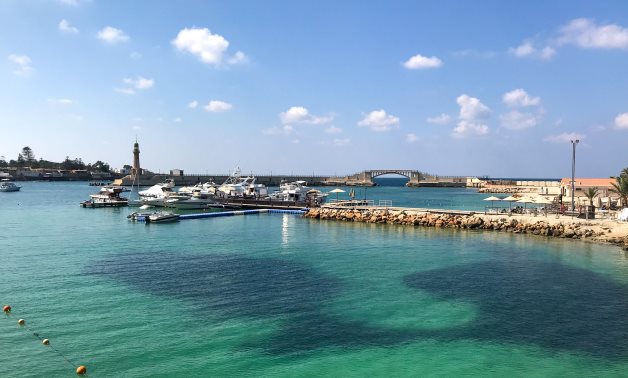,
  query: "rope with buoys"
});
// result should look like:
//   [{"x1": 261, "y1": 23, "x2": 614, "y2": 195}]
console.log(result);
[{"x1": 3, "y1": 304, "x2": 88, "y2": 375}]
